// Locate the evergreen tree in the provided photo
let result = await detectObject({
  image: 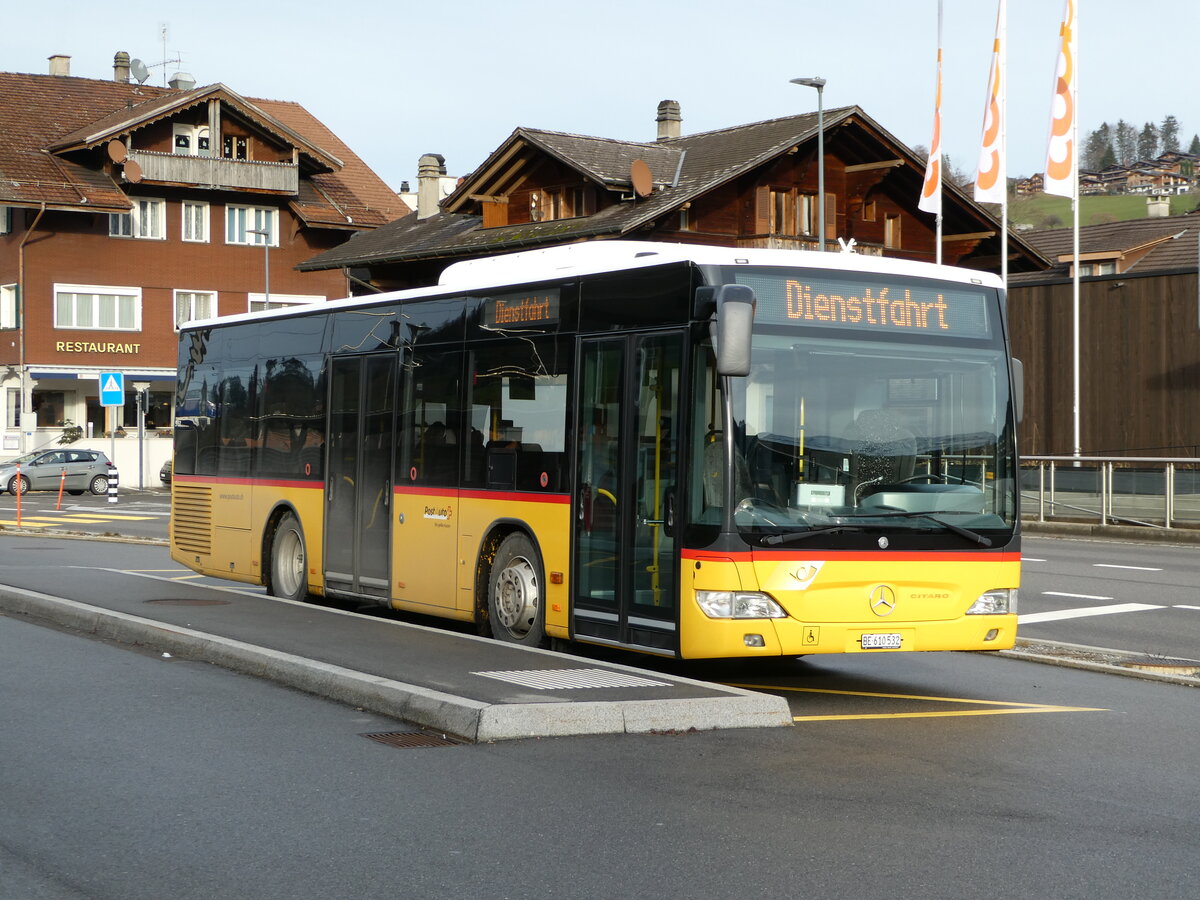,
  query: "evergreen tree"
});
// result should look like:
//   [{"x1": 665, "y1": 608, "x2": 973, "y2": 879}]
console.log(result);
[
  {"x1": 1188, "y1": 134, "x2": 1199, "y2": 156},
  {"x1": 1137, "y1": 122, "x2": 1159, "y2": 160},
  {"x1": 1099, "y1": 144, "x2": 1117, "y2": 169},
  {"x1": 1160, "y1": 115, "x2": 1180, "y2": 153},
  {"x1": 1083, "y1": 122, "x2": 1114, "y2": 171},
  {"x1": 1115, "y1": 120, "x2": 1138, "y2": 165}
]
